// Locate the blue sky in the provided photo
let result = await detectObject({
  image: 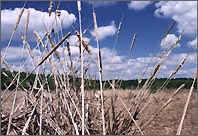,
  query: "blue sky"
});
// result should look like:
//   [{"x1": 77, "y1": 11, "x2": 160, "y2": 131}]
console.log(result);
[{"x1": 1, "y1": 1, "x2": 197, "y2": 80}]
